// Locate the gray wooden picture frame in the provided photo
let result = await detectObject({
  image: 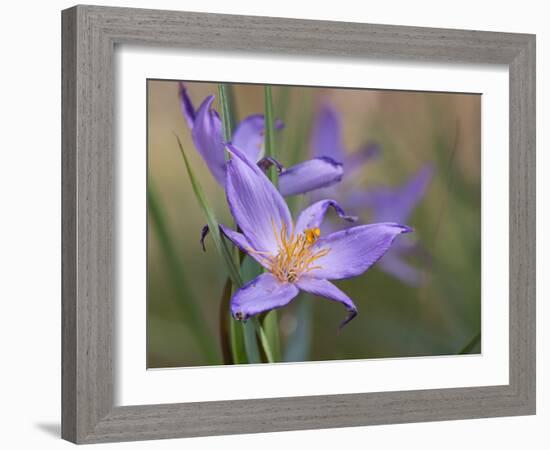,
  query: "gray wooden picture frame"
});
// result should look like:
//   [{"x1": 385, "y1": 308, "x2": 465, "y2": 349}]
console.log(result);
[{"x1": 61, "y1": 4, "x2": 536, "y2": 444}]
